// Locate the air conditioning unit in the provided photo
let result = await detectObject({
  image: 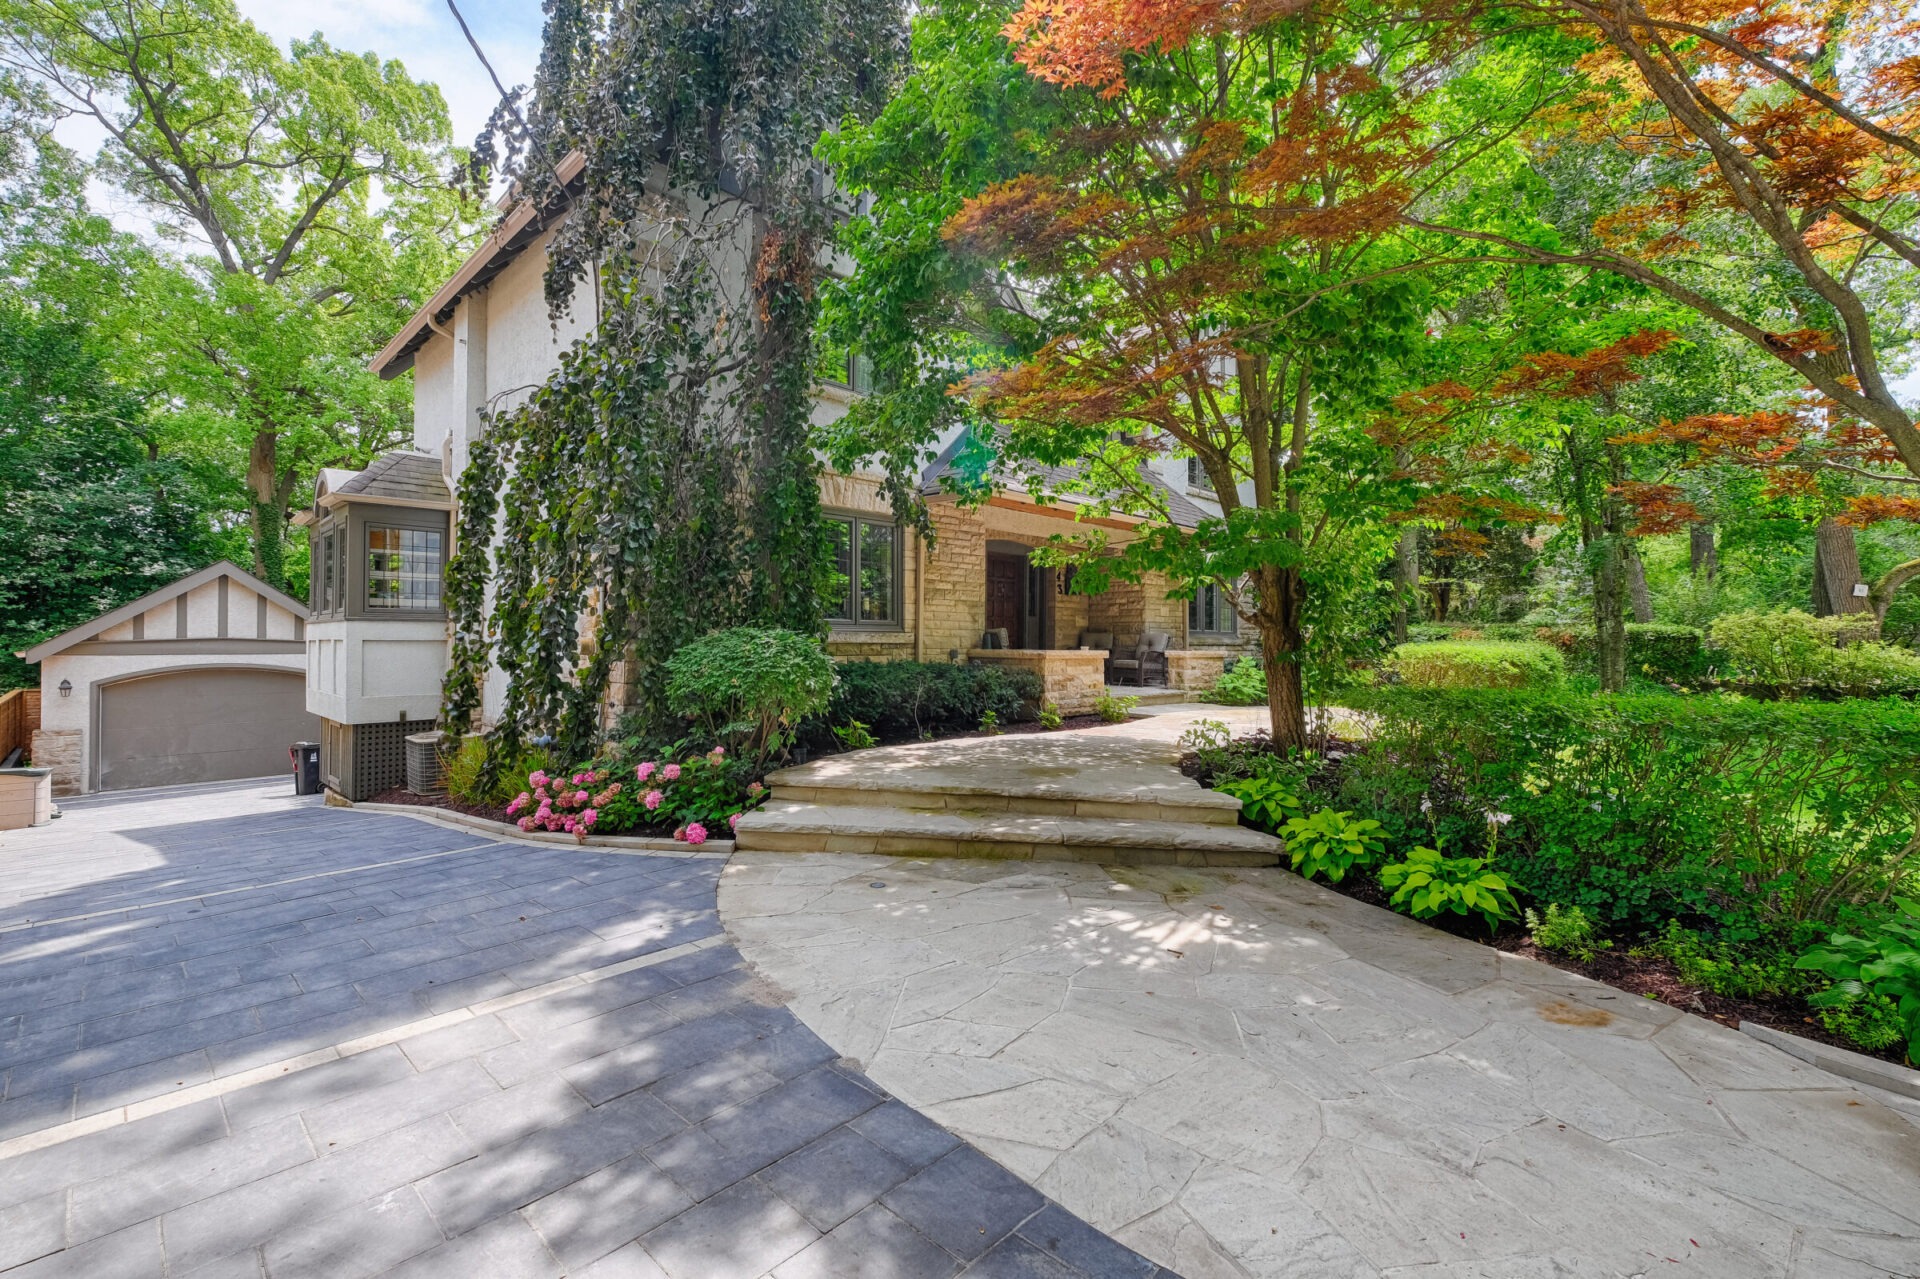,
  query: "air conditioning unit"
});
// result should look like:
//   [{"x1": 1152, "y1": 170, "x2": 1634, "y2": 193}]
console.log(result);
[{"x1": 405, "y1": 731, "x2": 446, "y2": 795}]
